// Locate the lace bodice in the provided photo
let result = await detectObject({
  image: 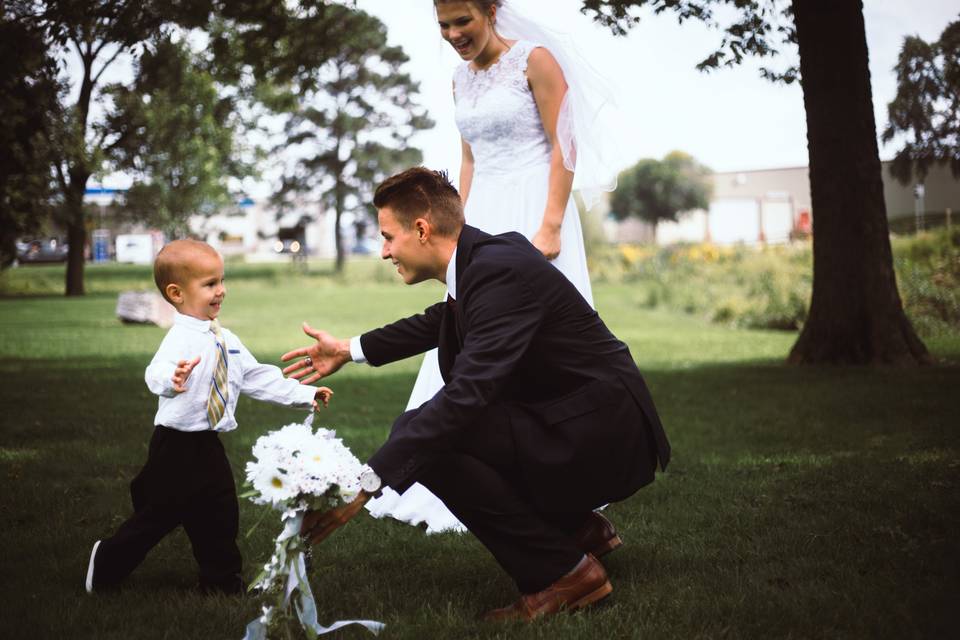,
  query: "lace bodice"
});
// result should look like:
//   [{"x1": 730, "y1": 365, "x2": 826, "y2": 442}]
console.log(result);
[{"x1": 454, "y1": 41, "x2": 552, "y2": 175}]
